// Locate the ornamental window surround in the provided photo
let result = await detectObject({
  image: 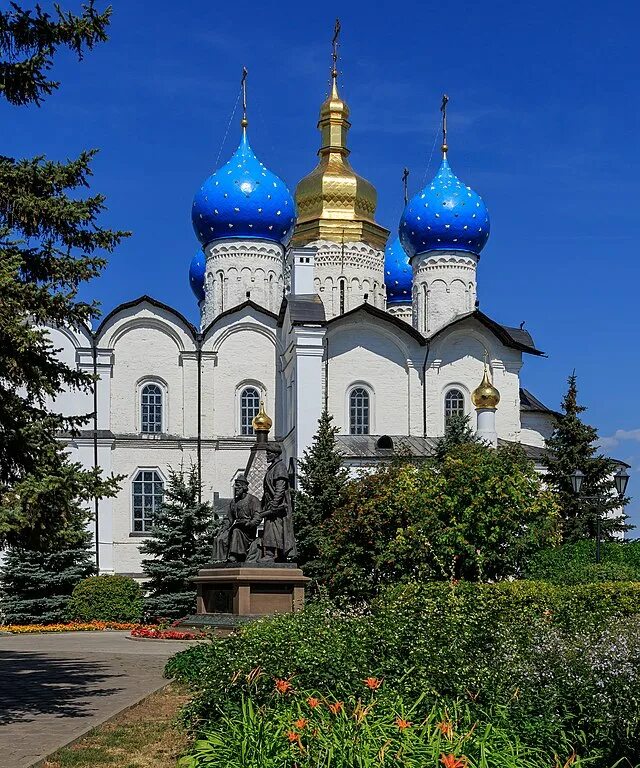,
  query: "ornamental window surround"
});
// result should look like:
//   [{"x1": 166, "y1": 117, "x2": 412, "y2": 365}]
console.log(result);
[
  {"x1": 131, "y1": 469, "x2": 164, "y2": 533},
  {"x1": 349, "y1": 386, "x2": 371, "y2": 435},
  {"x1": 444, "y1": 388, "x2": 466, "y2": 425},
  {"x1": 140, "y1": 382, "x2": 164, "y2": 434}
]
